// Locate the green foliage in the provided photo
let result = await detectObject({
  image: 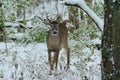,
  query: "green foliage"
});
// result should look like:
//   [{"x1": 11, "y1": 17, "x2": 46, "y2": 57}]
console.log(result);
[
  {"x1": 0, "y1": 16, "x2": 4, "y2": 29},
  {"x1": 8, "y1": 13, "x2": 16, "y2": 22},
  {"x1": 68, "y1": 21, "x2": 101, "y2": 78},
  {"x1": 1, "y1": 0, "x2": 33, "y2": 22},
  {"x1": 29, "y1": 26, "x2": 47, "y2": 43},
  {"x1": 15, "y1": 26, "x2": 47, "y2": 44},
  {"x1": 84, "y1": 57, "x2": 92, "y2": 62},
  {"x1": 93, "y1": 2, "x2": 104, "y2": 17},
  {"x1": 16, "y1": 0, "x2": 33, "y2": 10},
  {"x1": 69, "y1": 20, "x2": 101, "y2": 59},
  {"x1": 0, "y1": 5, "x2": 4, "y2": 29},
  {"x1": 15, "y1": 35, "x2": 31, "y2": 44},
  {"x1": 69, "y1": 21, "x2": 100, "y2": 42}
]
